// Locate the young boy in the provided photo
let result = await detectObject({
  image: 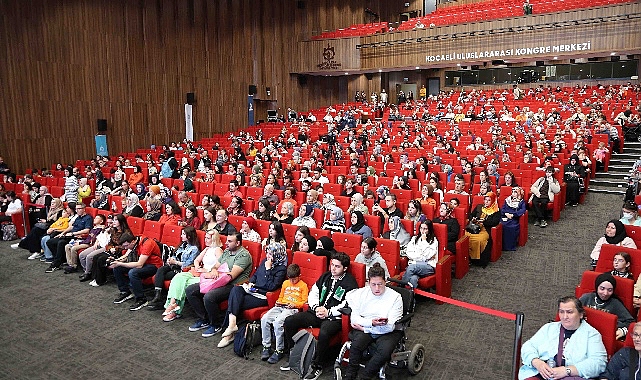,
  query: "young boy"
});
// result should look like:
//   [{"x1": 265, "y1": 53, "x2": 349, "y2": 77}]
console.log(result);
[{"x1": 260, "y1": 263, "x2": 309, "y2": 364}]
